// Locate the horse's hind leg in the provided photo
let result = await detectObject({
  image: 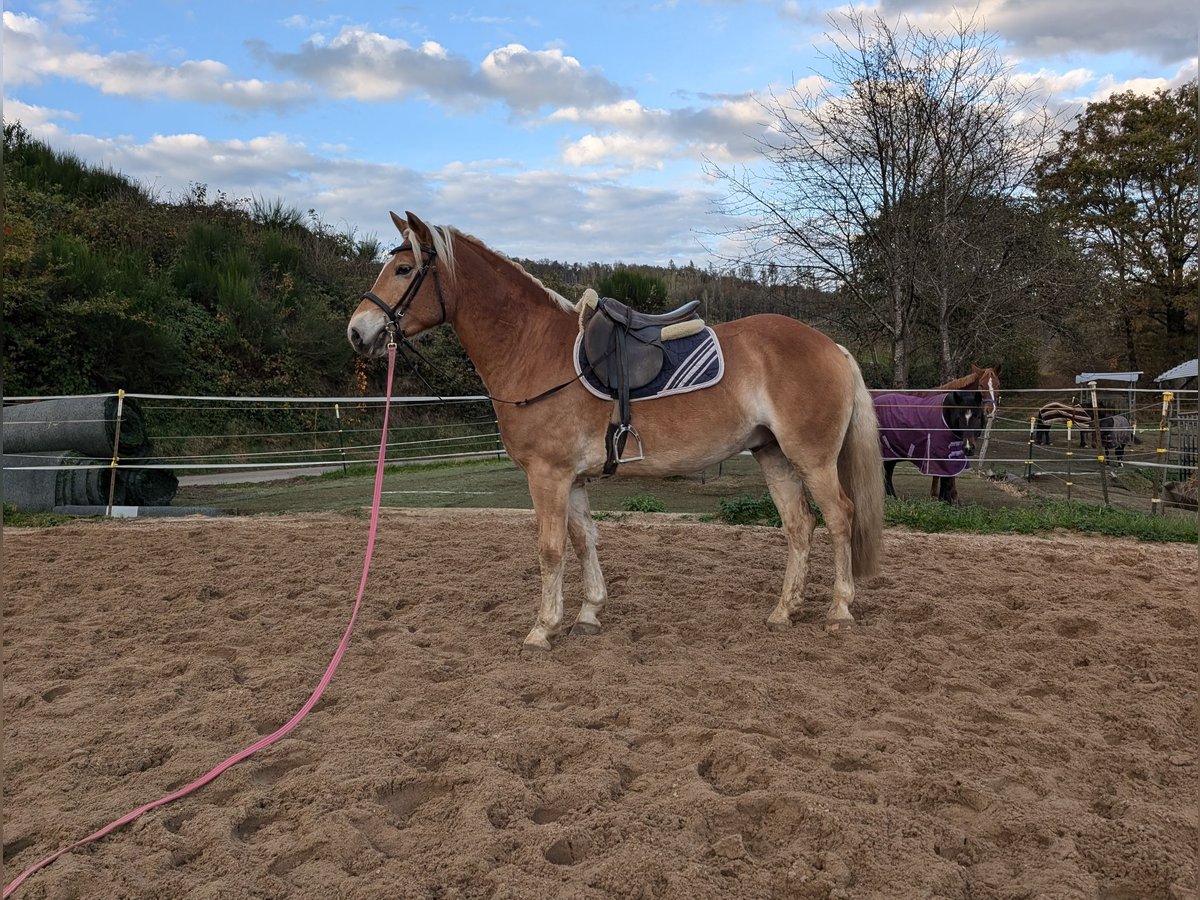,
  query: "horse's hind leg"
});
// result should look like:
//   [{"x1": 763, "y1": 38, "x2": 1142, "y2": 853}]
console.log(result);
[
  {"x1": 796, "y1": 461, "x2": 857, "y2": 632},
  {"x1": 566, "y1": 483, "x2": 608, "y2": 636},
  {"x1": 754, "y1": 445, "x2": 816, "y2": 629}
]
